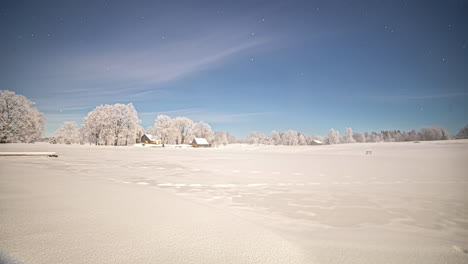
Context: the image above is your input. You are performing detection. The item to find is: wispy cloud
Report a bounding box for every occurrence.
[29,28,271,111]
[12,9,277,135]
[37,34,269,95]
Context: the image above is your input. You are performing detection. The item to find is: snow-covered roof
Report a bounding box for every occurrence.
[143,134,157,141]
[312,139,322,144]
[193,138,209,145]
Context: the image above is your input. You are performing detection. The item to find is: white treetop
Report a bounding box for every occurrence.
[270,131,281,145]
[247,131,265,144]
[281,130,299,145]
[344,127,356,143]
[298,133,307,145]
[194,121,214,143]
[54,121,80,144]
[174,117,195,144]
[226,132,236,144]
[82,105,108,145]
[107,103,140,146]
[153,114,176,146]
[213,131,228,146]
[328,128,340,144]
[457,125,468,139]
[82,103,140,145]
[0,90,45,143]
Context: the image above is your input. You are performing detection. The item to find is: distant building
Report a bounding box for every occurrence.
[191,138,210,148]
[141,134,161,144]
[310,139,323,145]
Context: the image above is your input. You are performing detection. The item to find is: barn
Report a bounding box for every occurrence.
[141,134,161,144]
[191,138,210,148]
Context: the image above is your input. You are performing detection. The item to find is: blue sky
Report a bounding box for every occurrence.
[1,0,467,137]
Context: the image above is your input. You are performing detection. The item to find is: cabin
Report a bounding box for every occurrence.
[141,134,162,144]
[310,139,323,145]
[191,138,210,148]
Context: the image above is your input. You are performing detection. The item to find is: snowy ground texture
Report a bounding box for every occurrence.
[1,141,468,264]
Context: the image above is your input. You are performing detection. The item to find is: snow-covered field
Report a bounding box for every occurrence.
[1,141,468,263]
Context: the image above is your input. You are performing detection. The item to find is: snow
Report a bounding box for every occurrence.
[1,140,468,264]
[193,137,209,145]
[142,133,157,141]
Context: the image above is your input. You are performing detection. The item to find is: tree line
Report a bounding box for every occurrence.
[1,90,468,145]
[52,108,236,147]
[242,126,457,146]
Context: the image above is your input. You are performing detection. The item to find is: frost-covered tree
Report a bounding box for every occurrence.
[391,130,404,142]
[456,125,468,139]
[213,131,228,146]
[226,132,237,144]
[134,125,145,143]
[82,103,140,145]
[328,128,340,144]
[78,126,87,145]
[0,90,45,143]
[106,104,140,145]
[344,128,356,143]
[381,130,393,142]
[420,126,450,141]
[82,105,109,145]
[407,129,421,141]
[174,117,195,144]
[352,132,365,143]
[298,133,307,145]
[367,132,383,142]
[247,131,265,144]
[54,121,80,144]
[270,131,281,145]
[152,114,176,147]
[194,121,214,143]
[281,130,299,145]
